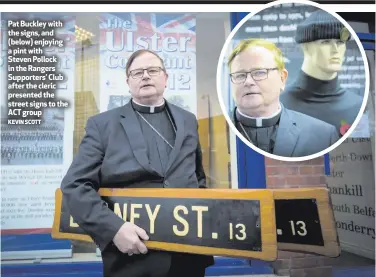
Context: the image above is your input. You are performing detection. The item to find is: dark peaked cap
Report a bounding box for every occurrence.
[295,9,351,44]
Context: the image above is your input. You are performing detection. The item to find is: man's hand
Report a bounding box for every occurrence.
[113,222,149,255]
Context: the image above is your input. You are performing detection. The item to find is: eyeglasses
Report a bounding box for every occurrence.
[129,67,164,79]
[230,68,278,84]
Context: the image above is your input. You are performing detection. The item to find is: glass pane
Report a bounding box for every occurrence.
[71,12,232,254]
[0,11,233,258]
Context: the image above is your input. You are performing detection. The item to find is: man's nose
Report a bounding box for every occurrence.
[244,73,256,85]
[142,69,151,80]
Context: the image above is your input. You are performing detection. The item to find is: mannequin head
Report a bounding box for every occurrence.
[295,9,351,80]
[301,39,346,80]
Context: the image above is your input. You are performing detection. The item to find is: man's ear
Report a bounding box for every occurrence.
[280,69,288,91]
[165,72,169,88]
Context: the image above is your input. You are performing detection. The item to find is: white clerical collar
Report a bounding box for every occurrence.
[132,99,165,113]
[238,104,282,127]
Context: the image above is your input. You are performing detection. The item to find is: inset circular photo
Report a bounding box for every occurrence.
[217,0,370,161]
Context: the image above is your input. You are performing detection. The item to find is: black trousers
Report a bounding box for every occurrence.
[101,245,211,277]
[166,254,206,277]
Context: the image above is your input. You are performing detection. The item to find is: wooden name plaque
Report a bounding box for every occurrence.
[52,188,340,261]
[273,188,340,257]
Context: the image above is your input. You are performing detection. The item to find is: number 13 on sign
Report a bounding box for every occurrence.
[229,223,246,240]
[289,220,307,236]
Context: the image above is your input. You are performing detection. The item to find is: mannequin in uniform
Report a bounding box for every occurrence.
[61,49,213,277]
[280,10,363,136]
[227,38,339,157]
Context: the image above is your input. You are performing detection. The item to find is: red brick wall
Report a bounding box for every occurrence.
[265,156,326,188]
[265,156,336,277]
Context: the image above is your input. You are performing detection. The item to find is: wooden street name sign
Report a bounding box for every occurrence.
[273,188,340,257]
[53,188,277,260]
[52,188,340,261]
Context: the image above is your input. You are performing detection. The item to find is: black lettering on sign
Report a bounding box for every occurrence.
[275,199,324,246]
[60,197,262,251]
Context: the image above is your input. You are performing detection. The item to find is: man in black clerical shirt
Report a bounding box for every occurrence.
[228,38,339,157]
[60,49,213,277]
[280,10,364,136]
